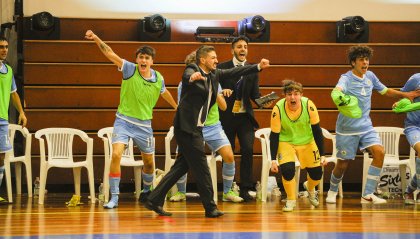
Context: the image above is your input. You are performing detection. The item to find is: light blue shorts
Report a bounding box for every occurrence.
[203,122,230,152]
[112,117,154,154]
[336,130,381,160]
[0,124,12,153]
[404,126,420,148]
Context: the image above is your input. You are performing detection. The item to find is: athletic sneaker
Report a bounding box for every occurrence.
[404,192,416,205]
[282,200,296,212]
[326,190,338,204]
[139,190,152,203]
[169,192,186,202]
[0,196,9,205]
[361,193,387,204]
[223,190,244,203]
[303,181,319,207]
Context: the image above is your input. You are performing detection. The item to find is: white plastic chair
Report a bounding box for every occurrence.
[164,126,220,202]
[35,128,95,205]
[98,127,144,202]
[4,124,32,203]
[362,126,416,196]
[320,128,343,198]
[255,128,300,202]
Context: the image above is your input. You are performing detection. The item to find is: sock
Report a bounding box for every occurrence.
[176,174,187,194]
[406,174,417,194]
[363,165,381,196]
[104,175,120,209]
[307,176,320,193]
[222,162,235,194]
[329,173,343,192]
[142,171,154,192]
[282,177,296,200]
[0,165,4,188]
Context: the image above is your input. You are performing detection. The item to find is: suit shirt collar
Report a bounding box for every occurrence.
[233,57,246,67]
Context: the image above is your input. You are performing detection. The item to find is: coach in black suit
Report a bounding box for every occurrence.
[217,36,263,201]
[145,45,270,217]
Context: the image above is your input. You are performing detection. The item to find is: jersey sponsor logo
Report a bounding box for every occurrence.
[272,112,277,118]
[310,106,315,111]
[340,150,347,156]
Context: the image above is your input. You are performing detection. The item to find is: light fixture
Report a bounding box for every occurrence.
[336,16,369,43]
[139,14,171,42]
[22,11,60,40]
[238,15,270,42]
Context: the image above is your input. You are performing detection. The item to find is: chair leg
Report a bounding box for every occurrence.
[25,161,33,197]
[295,166,301,198]
[338,182,344,198]
[87,165,95,204]
[208,156,218,203]
[260,160,270,202]
[4,160,13,203]
[400,165,408,198]
[15,162,22,195]
[134,167,142,200]
[38,164,48,205]
[319,166,324,196]
[73,167,82,196]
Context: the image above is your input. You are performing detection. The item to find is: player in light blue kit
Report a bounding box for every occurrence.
[85,30,177,209]
[0,37,27,204]
[392,73,420,204]
[169,51,243,203]
[326,45,420,204]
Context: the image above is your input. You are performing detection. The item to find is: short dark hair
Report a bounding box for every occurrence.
[195,45,215,64]
[347,45,373,67]
[0,36,8,42]
[231,36,249,49]
[135,45,156,59]
[282,79,303,94]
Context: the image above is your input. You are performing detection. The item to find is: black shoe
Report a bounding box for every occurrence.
[205,208,224,218]
[240,191,254,202]
[144,201,172,216]
[139,190,151,203]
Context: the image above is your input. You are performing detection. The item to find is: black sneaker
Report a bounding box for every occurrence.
[139,190,151,203]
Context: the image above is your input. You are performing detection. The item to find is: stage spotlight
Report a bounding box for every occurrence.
[139,14,171,42]
[336,16,369,43]
[238,15,270,42]
[22,11,60,40]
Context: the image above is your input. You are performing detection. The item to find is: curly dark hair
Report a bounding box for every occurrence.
[347,45,373,67]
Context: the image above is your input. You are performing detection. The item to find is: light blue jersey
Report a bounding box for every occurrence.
[400,73,420,128]
[335,70,387,134]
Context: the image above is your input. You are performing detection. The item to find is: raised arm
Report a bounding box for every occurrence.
[218,58,270,82]
[384,88,420,102]
[85,30,123,68]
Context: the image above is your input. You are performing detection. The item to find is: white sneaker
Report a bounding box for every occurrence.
[282,200,296,212]
[223,190,244,203]
[169,192,186,202]
[361,193,387,204]
[326,190,338,204]
[303,181,319,207]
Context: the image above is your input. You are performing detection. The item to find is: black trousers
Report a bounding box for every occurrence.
[147,128,217,211]
[222,113,255,190]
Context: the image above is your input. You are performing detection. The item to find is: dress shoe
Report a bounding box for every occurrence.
[240,191,254,202]
[205,208,224,218]
[144,200,172,216]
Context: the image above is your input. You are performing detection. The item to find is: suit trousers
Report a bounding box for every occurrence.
[223,113,255,190]
[147,128,217,211]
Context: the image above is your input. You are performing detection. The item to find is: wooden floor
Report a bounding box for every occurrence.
[1,192,420,238]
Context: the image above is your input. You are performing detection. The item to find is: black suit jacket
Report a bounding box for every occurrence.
[174,63,260,134]
[217,60,261,128]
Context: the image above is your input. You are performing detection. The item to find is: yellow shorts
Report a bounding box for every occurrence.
[276,140,320,169]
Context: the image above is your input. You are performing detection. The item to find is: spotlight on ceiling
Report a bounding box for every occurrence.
[336,16,369,43]
[238,15,270,42]
[23,11,60,40]
[139,14,171,42]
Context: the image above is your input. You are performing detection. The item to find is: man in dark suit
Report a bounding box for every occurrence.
[217,36,263,201]
[144,45,270,217]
